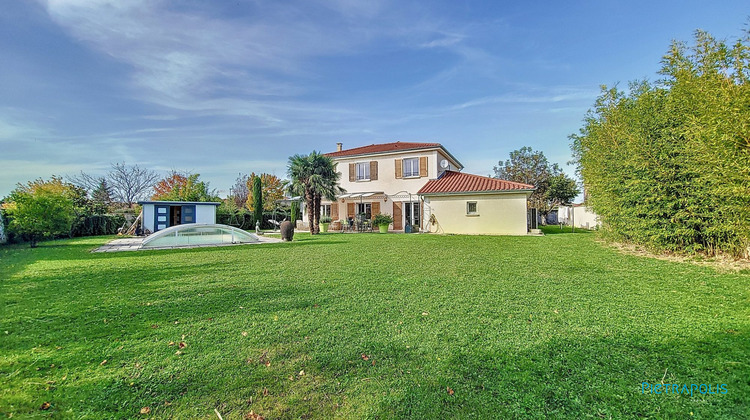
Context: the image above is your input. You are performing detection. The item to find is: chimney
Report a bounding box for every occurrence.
[336,142,343,152]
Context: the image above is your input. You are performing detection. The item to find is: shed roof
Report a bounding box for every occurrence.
[417,171,535,195]
[137,201,221,206]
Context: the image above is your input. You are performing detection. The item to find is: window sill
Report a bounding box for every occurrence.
[466,214,480,217]
[356,179,371,182]
[403,175,421,179]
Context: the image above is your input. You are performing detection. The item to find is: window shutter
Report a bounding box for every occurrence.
[393,202,402,230]
[349,163,355,182]
[370,161,378,180]
[371,202,380,219]
[331,202,339,220]
[419,157,428,177]
[395,159,403,179]
[347,203,355,218]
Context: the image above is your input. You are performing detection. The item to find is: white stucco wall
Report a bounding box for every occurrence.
[422,192,530,235]
[558,205,600,229]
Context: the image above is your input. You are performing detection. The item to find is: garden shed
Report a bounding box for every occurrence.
[138,201,221,233]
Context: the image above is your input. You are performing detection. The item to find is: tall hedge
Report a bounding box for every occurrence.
[71,214,127,237]
[571,30,750,257]
[252,175,263,228]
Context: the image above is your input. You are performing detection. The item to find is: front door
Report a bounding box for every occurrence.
[154,205,170,232]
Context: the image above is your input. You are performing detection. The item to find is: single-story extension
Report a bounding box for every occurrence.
[418,171,535,235]
[138,201,221,233]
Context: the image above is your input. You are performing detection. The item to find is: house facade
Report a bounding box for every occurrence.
[301,142,463,231]
[419,171,535,235]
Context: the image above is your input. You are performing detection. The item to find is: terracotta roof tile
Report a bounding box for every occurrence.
[417,171,535,195]
[325,141,443,158]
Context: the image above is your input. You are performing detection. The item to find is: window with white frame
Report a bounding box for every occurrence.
[320,204,331,218]
[467,201,478,215]
[356,162,370,181]
[356,203,371,219]
[402,158,419,177]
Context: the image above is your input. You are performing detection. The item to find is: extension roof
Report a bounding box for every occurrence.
[417,171,535,195]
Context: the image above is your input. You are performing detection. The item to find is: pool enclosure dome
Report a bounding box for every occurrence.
[141,224,260,248]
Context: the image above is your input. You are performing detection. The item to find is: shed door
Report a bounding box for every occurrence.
[154,205,170,232]
[182,205,196,224]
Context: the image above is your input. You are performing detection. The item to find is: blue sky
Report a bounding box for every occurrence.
[1,1,747,197]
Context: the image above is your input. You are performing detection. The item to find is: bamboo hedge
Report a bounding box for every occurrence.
[571,30,750,257]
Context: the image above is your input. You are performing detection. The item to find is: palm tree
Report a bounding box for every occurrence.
[287,152,344,235]
[309,152,344,234]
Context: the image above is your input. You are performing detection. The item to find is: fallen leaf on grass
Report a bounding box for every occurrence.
[245,411,265,420]
[151,324,159,329]
[242,331,248,337]
[40,402,51,410]
[100,360,107,366]
[168,341,175,346]
[299,370,305,376]
[372,360,376,366]
[178,342,187,349]
[140,406,150,414]
[262,388,269,396]
[447,387,454,396]
[422,312,429,316]
[361,354,369,361]
[175,350,183,355]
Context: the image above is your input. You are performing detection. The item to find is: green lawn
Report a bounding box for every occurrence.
[1,229,748,419]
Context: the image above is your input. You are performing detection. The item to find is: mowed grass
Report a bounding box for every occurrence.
[1,229,748,419]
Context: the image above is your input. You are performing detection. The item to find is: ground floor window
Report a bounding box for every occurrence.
[321,204,331,218]
[404,202,420,228]
[467,201,478,215]
[356,203,371,219]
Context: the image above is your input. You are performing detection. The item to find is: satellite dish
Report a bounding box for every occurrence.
[440,159,449,169]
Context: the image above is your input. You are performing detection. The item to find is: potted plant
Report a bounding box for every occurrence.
[319,216,332,233]
[373,213,393,233]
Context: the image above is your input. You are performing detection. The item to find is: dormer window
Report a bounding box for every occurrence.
[402,158,419,178]
[356,162,370,181]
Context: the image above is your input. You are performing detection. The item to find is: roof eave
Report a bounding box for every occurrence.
[418,188,536,196]
[328,145,464,169]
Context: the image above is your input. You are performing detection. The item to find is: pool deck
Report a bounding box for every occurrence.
[93,235,283,252]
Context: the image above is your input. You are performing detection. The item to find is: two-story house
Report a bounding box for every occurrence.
[300,141,535,234]
[301,141,462,231]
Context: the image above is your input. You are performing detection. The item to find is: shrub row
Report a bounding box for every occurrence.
[570,31,750,257]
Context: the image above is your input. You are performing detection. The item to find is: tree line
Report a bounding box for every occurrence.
[1,163,289,246]
[570,29,750,257]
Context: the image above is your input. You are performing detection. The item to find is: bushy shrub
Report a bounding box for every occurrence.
[571,30,750,257]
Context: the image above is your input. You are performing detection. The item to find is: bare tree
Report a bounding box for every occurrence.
[107,162,159,208]
[229,173,250,209]
[67,171,101,195]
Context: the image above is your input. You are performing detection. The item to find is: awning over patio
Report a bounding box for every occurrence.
[338,191,383,199]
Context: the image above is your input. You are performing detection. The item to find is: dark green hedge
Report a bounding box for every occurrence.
[71,214,127,237]
[570,31,750,257]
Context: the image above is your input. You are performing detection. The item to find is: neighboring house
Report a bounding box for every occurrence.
[557,204,601,229]
[138,201,220,233]
[302,141,534,235]
[419,171,535,235]
[302,141,463,231]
